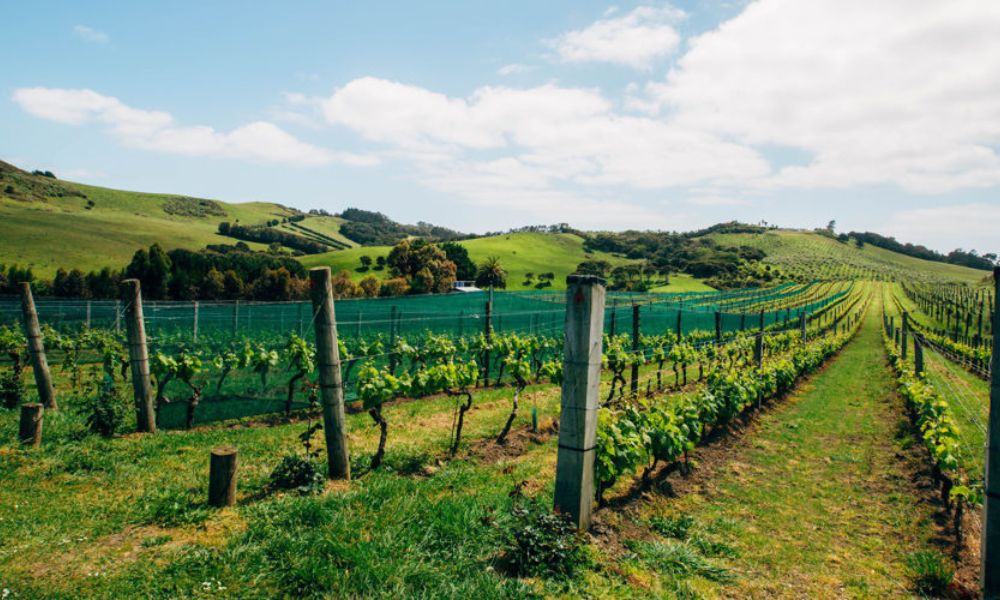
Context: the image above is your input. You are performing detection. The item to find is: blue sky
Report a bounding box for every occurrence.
[3,0,999,255]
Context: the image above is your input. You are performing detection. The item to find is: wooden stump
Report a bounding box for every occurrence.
[19,403,42,447]
[208,447,238,507]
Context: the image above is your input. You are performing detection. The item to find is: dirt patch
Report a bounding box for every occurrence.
[463,418,558,465]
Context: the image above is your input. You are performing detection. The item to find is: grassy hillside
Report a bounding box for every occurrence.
[300,232,653,291]
[0,162,296,276]
[707,230,987,285]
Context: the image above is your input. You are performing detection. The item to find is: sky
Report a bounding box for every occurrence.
[2,0,999,255]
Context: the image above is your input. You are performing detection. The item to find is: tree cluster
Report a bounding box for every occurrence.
[217,222,329,255]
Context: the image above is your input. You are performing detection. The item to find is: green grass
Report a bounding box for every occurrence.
[0,179,294,277]
[301,232,645,291]
[708,230,987,285]
[649,273,716,293]
[612,296,942,597]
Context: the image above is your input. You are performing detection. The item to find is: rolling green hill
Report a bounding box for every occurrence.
[706,229,987,285]
[298,232,661,291]
[1,161,987,291]
[0,161,296,276]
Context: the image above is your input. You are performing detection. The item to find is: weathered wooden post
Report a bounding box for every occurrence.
[208,447,238,507]
[115,299,122,333]
[675,308,683,340]
[754,333,764,368]
[609,300,617,338]
[121,279,156,433]
[901,312,909,362]
[232,300,240,336]
[388,305,398,374]
[630,304,640,398]
[799,311,807,343]
[714,311,722,345]
[483,299,493,384]
[19,283,56,410]
[914,337,924,377]
[310,267,351,480]
[18,403,42,447]
[554,275,606,531]
[85,301,92,329]
[192,301,199,343]
[982,266,1000,598]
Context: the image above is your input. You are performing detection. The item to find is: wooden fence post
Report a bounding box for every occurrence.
[675,308,683,340]
[800,311,807,342]
[115,299,121,333]
[754,333,764,369]
[981,266,1000,598]
[121,279,156,433]
[630,304,640,398]
[714,311,722,345]
[232,300,240,336]
[19,403,42,447]
[310,267,351,480]
[484,299,493,384]
[85,301,92,329]
[554,275,606,531]
[208,447,238,507]
[192,301,199,343]
[914,337,924,376]
[901,312,909,362]
[19,283,56,410]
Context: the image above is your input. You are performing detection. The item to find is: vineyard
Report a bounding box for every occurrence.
[0,268,996,597]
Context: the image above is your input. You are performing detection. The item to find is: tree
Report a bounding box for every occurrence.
[331,270,361,298]
[200,267,225,299]
[375,256,386,271]
[222,270,245,299]
[380,277,410,297]
[826,219,836,233]
[441,242,476,280]
[386,239,457,293]
[576,260,611,277]
[359,275,381,298]
[359,255,373,271]
[475,256,507,289]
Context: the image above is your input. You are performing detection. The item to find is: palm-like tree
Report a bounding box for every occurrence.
[475,256,507,289]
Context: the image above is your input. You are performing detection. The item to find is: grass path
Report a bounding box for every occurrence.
[622,296,943,597]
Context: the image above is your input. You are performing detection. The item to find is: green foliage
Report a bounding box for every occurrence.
[79,374,130,437]
[268,455,326,495]
[0,370,24,409]
[496,498,590,578]
[904,550,954,596]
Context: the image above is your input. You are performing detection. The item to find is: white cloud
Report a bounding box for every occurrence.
[73,25,109,44]
[685,194,749,207]
[643,0,1000,194]
[12,87,378,167]
[547,5,685,69]
[884,203,1000,255]
[497,63,532,76]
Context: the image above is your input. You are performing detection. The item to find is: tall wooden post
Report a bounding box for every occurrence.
[901,312,910,361]
[981,266,1000,598]
[914,337,924,377]
[310,267,351,480]
[483,299,493,384]
[675,308,683,340]
[232,300,240,336]
[714,311,722,345]
[388,305,398,374]
[609,301,617,338]
[554,275,606,531]
[754,333,764,368]
[192,301,199,343]
[85,301,92,329]
[115,299,121,333]
[121,280,156,433]
[630,304,640,398]
[759,310,765,333]
[20,283,56,410]
[208,447,238,507]
[799,311,807,343]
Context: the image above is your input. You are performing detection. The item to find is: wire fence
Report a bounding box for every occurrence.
[1,283,853,428]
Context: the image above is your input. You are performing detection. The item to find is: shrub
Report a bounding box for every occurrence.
[79,375,129,437]
[269,455,325,495]
[905,550,953,596]
[496,499,589,578]
[0,370,24,409]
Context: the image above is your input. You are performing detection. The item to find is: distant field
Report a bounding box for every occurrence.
[299,232,653,291]
[0,180,292,276]
[708,230,987,285]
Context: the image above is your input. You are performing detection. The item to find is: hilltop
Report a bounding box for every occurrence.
[0,161,989,292]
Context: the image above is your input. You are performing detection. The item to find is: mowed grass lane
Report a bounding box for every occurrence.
[626,297,941,597]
